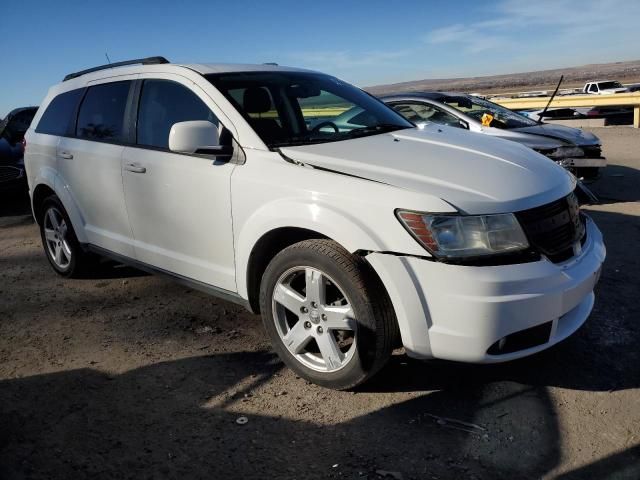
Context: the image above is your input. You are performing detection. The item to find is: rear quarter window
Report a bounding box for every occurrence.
[35,89,84,136]
[76,81,132,142]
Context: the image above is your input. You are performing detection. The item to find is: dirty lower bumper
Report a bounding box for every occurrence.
[559,157,607,168]
[367,215,606,363]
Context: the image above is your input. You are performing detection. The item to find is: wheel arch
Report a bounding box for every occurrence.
[235,201,387,313]
[32,183,56,225]
[244,227,330,313]
[30,174,87,243]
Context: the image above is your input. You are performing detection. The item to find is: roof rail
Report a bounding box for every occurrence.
[63,56,170,82]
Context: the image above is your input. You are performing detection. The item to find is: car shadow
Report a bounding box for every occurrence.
[590,165,640,204]
[0,351,561,480]
[0,192,32,229]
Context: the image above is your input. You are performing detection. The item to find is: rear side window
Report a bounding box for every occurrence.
[35,89,83,136]
[76,81,131,142]
[137,80,218,149]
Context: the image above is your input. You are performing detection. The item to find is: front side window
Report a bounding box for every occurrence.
[390,102,463,128]
[589,84,598,93]
[206,72,412,148]
[137,80,219,149]
[35,89,83,136]
[76,81,131,142]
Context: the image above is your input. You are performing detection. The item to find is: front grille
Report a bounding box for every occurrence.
[0,166,22,183]
[582,145,602,158]
[516,192,586,263]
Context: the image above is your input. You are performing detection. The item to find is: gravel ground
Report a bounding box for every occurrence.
[1,127,639,480]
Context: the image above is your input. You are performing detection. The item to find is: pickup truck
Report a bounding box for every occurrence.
[583,81,628,94]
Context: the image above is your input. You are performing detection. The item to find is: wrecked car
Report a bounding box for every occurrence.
[381,92,606,180]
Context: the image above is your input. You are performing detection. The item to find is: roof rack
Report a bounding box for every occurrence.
[63,56,170,82]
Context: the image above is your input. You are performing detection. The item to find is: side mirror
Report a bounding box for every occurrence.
[169,120,222,155]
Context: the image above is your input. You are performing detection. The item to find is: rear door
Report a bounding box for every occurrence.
[121,75,237,291]
[57,78,136,257]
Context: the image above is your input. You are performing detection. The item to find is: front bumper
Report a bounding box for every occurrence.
[0,165,28,193]
[558,157,607,168]
[367,215,605,362]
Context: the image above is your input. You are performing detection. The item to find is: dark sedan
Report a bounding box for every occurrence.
[0,106,38,194]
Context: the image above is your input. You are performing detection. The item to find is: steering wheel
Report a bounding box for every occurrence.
[311,121,339,133]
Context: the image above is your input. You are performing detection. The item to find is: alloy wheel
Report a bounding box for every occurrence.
[272,266,357,373]
[43,206,72,269]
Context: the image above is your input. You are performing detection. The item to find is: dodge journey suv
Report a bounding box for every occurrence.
[25,57,605,389]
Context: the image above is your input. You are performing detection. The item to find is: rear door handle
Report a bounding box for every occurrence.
[58,151,73,160]
[124,163,146,174]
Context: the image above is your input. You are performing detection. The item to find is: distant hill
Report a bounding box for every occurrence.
[366,59,640,96]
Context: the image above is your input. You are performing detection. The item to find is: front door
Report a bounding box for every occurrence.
[122,77,236,291]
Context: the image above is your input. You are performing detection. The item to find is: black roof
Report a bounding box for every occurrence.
[63,56,169,81]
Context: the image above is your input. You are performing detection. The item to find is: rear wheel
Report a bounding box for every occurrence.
[259,239,396,390]
[38,195,94,277]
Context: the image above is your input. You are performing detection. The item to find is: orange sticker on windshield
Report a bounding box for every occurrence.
[481,113,494,127]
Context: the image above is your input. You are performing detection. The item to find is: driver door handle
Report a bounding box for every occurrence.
[124,163,146,174]
[58,151,73,160]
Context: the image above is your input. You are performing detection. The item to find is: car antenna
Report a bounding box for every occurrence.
[105,52,112,66]
[538,75,563,124]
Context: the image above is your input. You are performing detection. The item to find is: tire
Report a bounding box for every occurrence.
[259,239,397,390]
[38,195,94,278]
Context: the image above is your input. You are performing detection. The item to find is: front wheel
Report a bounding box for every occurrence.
[259,239,397,390]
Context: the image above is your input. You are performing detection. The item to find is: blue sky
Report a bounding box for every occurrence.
[2,0,638,117]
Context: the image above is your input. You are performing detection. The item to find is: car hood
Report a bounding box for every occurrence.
[280,126,575,215]
[510,123,600,147]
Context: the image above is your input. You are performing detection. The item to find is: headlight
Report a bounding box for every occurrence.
[396,211,529,259]
[544,146,584,159]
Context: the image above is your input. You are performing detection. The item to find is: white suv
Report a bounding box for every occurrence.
[25,57,605,389]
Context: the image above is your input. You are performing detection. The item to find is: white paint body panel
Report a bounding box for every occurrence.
[24,62,606,364]
[368,216,605,360]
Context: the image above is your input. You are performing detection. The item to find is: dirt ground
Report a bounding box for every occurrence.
[1,128,639,480]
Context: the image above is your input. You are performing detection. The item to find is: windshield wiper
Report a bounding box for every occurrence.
[269,137,336,148]
[345,123,410,138]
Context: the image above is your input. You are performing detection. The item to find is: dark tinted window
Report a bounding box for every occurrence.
[76,81,131,142]
[35,89,83,136]
[137,80,218,149]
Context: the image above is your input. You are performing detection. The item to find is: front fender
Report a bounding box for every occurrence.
[234,198,385,299]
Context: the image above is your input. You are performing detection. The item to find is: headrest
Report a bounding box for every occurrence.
[243,87,272,114]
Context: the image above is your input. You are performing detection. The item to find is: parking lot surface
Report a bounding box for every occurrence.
[1,127,639,479]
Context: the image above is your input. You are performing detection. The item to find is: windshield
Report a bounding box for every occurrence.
[599,81,623,89]
[441,95,538,129]
[206,72,413,148]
